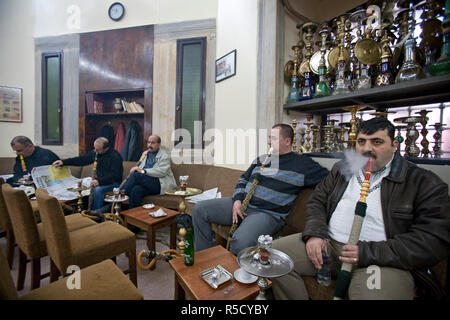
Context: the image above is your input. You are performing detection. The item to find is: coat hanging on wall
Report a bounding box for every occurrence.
[114,122,126,153]
[121,120,142,161]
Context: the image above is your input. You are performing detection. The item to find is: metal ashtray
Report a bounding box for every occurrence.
[200,265,233,289]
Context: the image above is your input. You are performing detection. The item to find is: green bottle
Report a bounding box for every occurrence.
[184,227,194,266]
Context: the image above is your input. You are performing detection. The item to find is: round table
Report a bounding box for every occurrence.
[165,187,202,215]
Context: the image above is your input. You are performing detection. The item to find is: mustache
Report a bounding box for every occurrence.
[362,152,377,159]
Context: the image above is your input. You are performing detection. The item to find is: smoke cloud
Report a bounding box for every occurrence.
[339,150,369,181]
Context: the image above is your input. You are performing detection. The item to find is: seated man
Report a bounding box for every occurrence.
[192,124,329,255]
[122,135,176,208]
[53,137,123,211]
[7,136,59,185]
[271,117,450,300]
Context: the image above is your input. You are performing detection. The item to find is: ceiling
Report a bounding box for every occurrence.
[282,0,367,23]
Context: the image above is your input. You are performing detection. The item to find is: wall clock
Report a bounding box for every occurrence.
[108,2,125,21]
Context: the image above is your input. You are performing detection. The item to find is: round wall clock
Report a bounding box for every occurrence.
[108,2,125,21]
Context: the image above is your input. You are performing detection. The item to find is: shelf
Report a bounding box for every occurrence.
[86,112,144,117]
[284,74,450,114]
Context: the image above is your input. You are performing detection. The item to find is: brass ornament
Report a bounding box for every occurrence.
[328,46,350,70]
[310,49,331,74]
[354,38,382,65]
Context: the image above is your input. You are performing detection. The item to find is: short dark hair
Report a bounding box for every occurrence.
[272,124,294,144]
[11,136,33,147]
[357,117,395,142]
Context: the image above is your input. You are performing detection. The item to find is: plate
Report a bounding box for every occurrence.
[143,203,155,209]
[234,268,257,284]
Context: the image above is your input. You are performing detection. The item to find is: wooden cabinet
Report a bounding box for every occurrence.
[78,25,154,155]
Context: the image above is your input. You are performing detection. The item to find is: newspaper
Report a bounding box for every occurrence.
[186,187,222,204]
[31,165,91,201]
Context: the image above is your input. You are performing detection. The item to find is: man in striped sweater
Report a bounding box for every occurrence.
[192,124,329,255]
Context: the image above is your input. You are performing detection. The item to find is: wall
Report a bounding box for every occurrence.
[0,0,218,157]
[213,0,259,170]
[0,0,35,157]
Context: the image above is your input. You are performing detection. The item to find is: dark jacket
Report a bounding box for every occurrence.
[303,153,450,272]
[7,146,60,184]
[62,148,123,186]
[121,120,141,161]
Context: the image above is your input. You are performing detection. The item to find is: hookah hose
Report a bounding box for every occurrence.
[333,157,373,300]
[20,155,27,172]
[87,153,98,211]
[118,149,150,191]
[137,249,182,270]
[226,148,273,251]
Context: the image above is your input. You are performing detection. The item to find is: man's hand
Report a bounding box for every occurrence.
[306,237,325,270]
[90,179,99,187]
[53,160,63,167]
[130,166,141,174]
[339,244,359,266]
[232,200,246,224]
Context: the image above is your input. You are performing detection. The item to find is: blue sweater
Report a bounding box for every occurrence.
[232,152,329,220]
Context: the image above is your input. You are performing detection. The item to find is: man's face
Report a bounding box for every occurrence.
[147,136,160,152]
[268,128,291,155]
[356,129,398,172]
[94,142,107,154]
[12,143,34,158]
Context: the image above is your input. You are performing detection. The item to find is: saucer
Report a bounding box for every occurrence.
[233,268,257,284]
[143,203,155,209]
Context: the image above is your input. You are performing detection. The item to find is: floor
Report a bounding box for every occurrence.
[0,228,176,300]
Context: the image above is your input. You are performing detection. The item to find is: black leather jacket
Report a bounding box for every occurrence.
[303,153,450,271]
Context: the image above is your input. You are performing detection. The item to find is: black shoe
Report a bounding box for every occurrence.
[98,203,112,214]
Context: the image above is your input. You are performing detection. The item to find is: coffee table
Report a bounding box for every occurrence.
[169,245,270,300]
[121,205,179,252]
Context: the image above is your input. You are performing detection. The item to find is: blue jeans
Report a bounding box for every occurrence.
[122,172,161,208]
[91,183,120,210]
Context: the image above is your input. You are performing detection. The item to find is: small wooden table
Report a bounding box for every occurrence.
[121,205,179,251]
[169,245,269,300]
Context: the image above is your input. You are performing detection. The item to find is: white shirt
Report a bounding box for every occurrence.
[328,159,393,244]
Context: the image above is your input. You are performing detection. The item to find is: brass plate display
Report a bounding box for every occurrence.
[299,59,311,75]
[284,60,294,84]
[328,46,350,70]
[355,38,382,65]
[310,49,331,74]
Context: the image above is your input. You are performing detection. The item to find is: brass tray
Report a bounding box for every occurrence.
[200,265,233,289]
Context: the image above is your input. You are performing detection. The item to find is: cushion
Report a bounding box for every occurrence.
[21,259,142,300]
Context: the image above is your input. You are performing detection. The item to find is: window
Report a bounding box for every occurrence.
[42,52,63,145]
[328,102,450,158]
[175,37,206,147]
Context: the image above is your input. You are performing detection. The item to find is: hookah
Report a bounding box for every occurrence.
[287,27,305,102]
[299,23,318,100]
[429,0,450,76]
[395,0,426,83]
[314,23,332,98]
[333,14,352,95]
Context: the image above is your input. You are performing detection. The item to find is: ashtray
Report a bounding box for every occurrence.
[143,203,155,209]
[200,265,233,289]
[234,268,257,284]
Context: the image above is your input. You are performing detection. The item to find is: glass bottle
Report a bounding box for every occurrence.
[317,239,331,286]
[184,227,194,266]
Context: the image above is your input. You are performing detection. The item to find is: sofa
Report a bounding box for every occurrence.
[1,157,447,299]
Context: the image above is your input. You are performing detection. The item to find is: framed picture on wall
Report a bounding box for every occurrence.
[215,49,236,83]
[0,86,22,122]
